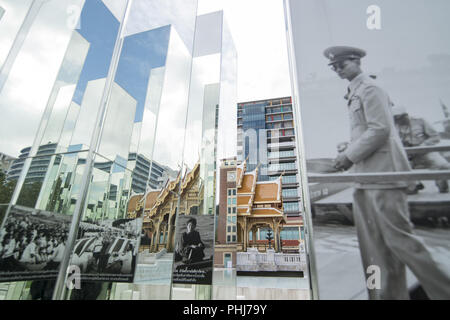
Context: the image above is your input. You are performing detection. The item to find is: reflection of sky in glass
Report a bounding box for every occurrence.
[0,0,33,68]
[112,155,127,173]
[104,0,197,52]
[115,26,170,122]
[72,0,119,105]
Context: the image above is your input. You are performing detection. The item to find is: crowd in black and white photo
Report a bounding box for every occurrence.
[0,211,68,273]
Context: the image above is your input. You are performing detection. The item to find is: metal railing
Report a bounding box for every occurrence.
[308,145,450,183]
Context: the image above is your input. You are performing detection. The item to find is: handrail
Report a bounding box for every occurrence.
[405,144,450,154]
[308,170,450,183]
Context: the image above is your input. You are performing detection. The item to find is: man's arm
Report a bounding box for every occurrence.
[345,85,391,164]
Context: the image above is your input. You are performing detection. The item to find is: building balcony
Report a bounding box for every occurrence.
[268,170,297,177]
[282,196,300,202]
[268,156,297,163]
[282,181,299,188]
[267,141,296,150]
[266,135,295,143]
[265,116,293,123]
[9,162,24,170]
[268,162,297,170]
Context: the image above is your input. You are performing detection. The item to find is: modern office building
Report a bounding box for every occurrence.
[7,143,57,183]
[128,152,177,194]
[237,97,303,238]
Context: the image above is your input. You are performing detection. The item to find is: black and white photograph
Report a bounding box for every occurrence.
[0,205,70,282]
[70,217,142,283]
[286,0,450,299]
[172,215,214,285]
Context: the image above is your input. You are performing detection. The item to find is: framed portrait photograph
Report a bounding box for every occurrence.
[285,0,450,300]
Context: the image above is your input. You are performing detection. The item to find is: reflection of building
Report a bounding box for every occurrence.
[235,159,305,274]
[128,153,177,194]
[236,159,286,253]
[237,97,304,247]
[214,157,238,268]
[7,143,57,183]
[127,162,203,253]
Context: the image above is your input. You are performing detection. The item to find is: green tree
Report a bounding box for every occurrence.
[46,175,63,212]
[16,181,43,208]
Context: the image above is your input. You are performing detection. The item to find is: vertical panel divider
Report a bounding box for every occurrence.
[282,0,319,300]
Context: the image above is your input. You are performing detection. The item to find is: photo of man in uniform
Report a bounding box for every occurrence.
[325,45,450,299]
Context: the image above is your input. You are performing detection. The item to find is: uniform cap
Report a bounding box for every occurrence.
[324,46,366,65]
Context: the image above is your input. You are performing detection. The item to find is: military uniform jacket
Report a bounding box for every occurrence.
[343,73,411,189]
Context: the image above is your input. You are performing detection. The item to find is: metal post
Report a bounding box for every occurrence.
[52,0,132,300]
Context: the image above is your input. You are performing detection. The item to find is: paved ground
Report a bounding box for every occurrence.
[313,223,450,299]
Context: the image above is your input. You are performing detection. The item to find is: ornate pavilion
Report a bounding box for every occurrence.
[127,162,203,253]
[236,160,287,252]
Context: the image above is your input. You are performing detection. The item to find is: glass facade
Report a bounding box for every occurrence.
[0,0,205,300]
[235,96,309,300]
[0,0,315,302]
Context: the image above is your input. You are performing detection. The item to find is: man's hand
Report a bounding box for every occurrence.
[334,153,353,171]
[336,141,349,153]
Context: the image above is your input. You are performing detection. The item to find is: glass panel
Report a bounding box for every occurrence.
[0,0,85,159]
[170,11,223,299]
[117,0,198,301]
[68,152,140,286]
[286,0,450,300]
[0,0,129,299]
[0,0,33,69]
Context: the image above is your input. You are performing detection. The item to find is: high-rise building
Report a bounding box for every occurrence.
[237,97,303,238]
[127,152,177,194]
[7,143,57,183]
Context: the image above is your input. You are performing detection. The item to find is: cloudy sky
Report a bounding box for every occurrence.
[0,0,291,159]
[197,0,291,102]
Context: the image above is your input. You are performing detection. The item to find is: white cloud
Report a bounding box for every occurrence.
[150,27,192,170]
[0,0,84,157]
[198,0,292,102]
[103,0,197,51]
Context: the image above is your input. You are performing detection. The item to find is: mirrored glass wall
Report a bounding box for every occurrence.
[0,0,201,300]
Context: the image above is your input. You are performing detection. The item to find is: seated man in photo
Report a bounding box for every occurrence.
[392,105,450,193]
[176,217,205,264]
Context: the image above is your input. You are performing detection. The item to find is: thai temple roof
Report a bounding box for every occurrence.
[237,159,284,217]
[127,161,201,215]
